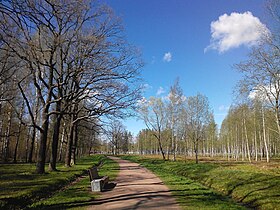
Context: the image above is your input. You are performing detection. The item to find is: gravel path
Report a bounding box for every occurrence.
[87,156,181,210]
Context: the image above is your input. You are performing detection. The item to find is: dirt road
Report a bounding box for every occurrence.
[88,156,181,210]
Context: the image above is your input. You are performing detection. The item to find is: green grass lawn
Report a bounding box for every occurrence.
[120,155,280,210]
[0,155,119,210]
[28,156,119,210]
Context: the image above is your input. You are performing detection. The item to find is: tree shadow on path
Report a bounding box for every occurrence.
[31,190,177,210]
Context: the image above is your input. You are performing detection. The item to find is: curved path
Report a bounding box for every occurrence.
[88,156,181,210]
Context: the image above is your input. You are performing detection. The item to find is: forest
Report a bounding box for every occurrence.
[0,0,142,173]
[0,0,280,174]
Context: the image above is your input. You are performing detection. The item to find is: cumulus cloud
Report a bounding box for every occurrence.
[205,11,270,53]
[156,87,165,96]
[163,52,172,62]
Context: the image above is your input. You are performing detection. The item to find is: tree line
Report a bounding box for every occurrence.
[1,0,280,169]
[0,0,142,173]
[134,82,279,163]
[134,1,280,163]
[137,79,215,163]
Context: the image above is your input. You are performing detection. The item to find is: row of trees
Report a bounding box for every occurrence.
[0,0,142,173]
[137,80,215,163]
[224,1,280,162]
[220,102,278,163]
[135,88,279,163]
[104,120,134,155]
[134,1,280,163]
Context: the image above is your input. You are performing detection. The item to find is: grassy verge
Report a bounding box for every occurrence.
[0,155,118,210]
[120,155,280,210]
[28,156,119,210]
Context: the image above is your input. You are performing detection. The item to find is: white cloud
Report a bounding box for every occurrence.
[165,92,186,104]
[141,83,152,92]
[205,11,270,53]
[218,105,230,111]
[137,97,148,106]
[163,52,172,62]
[248,85,278,101]
[156,86,165,95]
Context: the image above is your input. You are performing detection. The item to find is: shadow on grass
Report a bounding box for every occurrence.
[219,173,280,209]
[29,190,179,210]
[120,156,279,209]
[103,182,117,192]
[33,188,246,210]
[0,155,115,210]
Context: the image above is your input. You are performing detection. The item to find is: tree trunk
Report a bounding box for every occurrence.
[195,140,199,164]
[28,92,40,163]
[167,145,170,160]
[154,132,165,160]
[71,123,78,165]
[262,106,269,163]
[194,134,199,164]
[25,128,31,162]
[243,118,251,163]
[254,112,258,161]
[174,135,178,160]
[184,138,187,163]
[35,72,53,174]
[49,110,62,171]
[13,103,24,163]
[58,122,66,162]
[65,121,74,167]
[35,67,53,173]
[28,127,36,163]
[3,109,12,162]
[36,109,50,174]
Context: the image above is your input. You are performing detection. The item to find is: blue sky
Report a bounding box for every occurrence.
[104,0,268,135]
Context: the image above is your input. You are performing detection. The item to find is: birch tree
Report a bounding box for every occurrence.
[235,1,280,146]
[167,78,185,161]
[186,93,212,164]
[138,97,167,160]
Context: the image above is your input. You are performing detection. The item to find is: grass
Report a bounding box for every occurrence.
[120,155,280,210]
[28,156,119,209]
[0,155,119,210]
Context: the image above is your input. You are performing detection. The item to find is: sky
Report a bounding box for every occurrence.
[103,0,269,136]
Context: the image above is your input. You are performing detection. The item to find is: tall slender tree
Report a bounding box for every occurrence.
[186,93,212,164]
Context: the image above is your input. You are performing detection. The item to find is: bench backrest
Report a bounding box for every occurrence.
[88,166,100,181]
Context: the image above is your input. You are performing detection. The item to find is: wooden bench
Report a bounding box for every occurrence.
[88,166,109,192]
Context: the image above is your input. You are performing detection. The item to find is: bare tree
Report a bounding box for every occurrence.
[0,0,142,172]
[167,78,184,161]
[105,120,125,155]
[186,93,212,164]
[138,97,166,160]
[235,1,280,147]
